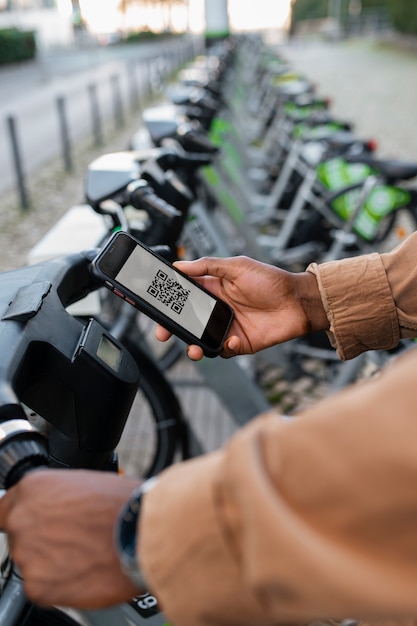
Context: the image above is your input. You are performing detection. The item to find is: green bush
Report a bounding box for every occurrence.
[290,0,417,35]
[387,0,417,34]
[123,30,181,44]
[291,0,329,22]
[0,27,37,65]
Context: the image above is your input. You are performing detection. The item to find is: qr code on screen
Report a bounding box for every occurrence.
[147,269,191,315]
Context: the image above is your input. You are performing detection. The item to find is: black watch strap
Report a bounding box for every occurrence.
[115,477,158,589]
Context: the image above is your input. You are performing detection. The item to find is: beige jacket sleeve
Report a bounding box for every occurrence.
[306,233,417,359]
[139,234,417,626]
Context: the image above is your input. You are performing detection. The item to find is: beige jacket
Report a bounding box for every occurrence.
[140,233,417,626]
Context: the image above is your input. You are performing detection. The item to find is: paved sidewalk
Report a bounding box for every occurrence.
[0,40,174,108]
[280,37,417,161]
[0,37,198,197]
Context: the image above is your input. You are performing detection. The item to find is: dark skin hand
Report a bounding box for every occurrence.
[0,469,142,609]
[155,256,329,360]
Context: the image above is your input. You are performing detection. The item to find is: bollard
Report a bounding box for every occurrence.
[56,95,73,172]
[127,61,140,112]
[6,115,30,210]
[88,82,103,147]
[144,60,151,97]
[110,74,124,129]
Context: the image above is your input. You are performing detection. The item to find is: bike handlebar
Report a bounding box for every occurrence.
[85,145,212,213]
[155,139,217,165]
[127,179,182,221]
[0,419,49,489]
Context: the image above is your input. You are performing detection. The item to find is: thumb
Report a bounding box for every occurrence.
[221,335,241,358]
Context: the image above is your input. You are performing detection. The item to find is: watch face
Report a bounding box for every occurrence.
[118,489,143,566]
[121,515,138,561]
[117,479,159,589]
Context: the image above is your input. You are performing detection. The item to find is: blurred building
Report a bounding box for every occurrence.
[0,0,74,47]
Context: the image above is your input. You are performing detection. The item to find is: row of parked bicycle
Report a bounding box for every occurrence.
[122,33,417,386]
[0,32,416,626]
[21,32,417,477]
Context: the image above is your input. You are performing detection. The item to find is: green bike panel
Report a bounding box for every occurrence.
[316,157,375,189]
[200,165,244,224]
[292,122,347,140]
[332,185,411,241]
[284,101,328,120]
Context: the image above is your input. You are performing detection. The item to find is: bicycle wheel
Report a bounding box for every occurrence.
[116,340,189,479]
[330,341,414,393]
[134,313,185,372]
[371,205,417,249]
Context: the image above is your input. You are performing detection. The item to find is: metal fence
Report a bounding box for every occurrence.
[2,36,202,209]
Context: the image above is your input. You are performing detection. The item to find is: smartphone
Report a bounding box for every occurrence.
[90,231,234,357]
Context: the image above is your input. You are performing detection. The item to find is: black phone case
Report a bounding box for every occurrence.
[90,233,234,358]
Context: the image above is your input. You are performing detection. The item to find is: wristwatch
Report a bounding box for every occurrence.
[115,476,158,590]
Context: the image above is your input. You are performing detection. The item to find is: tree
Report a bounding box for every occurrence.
[387,0,417,34]
[290,0,328,22]
[290,0,417,34]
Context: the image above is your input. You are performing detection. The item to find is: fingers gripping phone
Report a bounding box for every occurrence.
[90,232,234,357]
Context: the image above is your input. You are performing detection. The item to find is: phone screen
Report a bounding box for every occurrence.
[116,245,217,340]
[91,232,233,356]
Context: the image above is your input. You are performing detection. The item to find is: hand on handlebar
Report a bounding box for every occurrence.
[0,469,143,609]
[155,256,329,361]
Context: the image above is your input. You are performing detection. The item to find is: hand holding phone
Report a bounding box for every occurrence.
[90,232,234,358]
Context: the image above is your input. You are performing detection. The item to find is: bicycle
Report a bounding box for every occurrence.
[81,146,273,428]
[27,162,194,480]
[0,250,171,626]
[130,64,417,391]
[138,76,417,264]
[28,143,272,472]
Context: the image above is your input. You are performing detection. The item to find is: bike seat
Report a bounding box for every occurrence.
[288,110,335,125]
[346,154,417,182]
[143,105,183,145]
[323,131,362,149]
[276,79,314,99]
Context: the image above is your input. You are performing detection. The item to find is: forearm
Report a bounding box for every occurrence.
[292,270,329,335]
[140,346,417,625]
[139,452,267,626]
[380,236,417,340]
[307,252,398,359]
[306,233,417,360]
